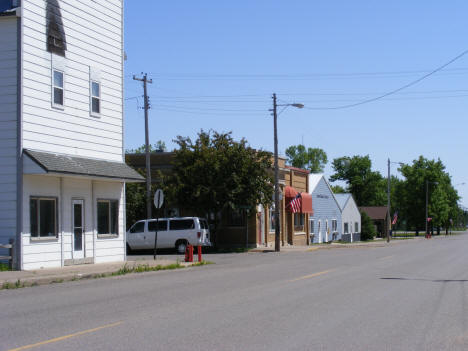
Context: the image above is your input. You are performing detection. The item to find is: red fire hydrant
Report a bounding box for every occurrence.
[185,244,193,262]
[198,245,202,262]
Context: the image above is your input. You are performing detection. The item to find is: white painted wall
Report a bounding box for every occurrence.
[21,0,123,161]
[0,15,18,252]
[342,196,361,235]
[22,175,125,270]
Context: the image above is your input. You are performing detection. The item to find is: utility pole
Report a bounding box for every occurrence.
[425,179,428,238]
[272,93,280,252]
[133,73,153,219]
[387,158,391,243]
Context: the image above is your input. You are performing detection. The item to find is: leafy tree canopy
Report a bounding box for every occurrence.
[166,130,274,235]
[330,155,386,206]
[330,185,346,194]
[127,140,167,154]
[285,145,327,173]
[398,156,459,231]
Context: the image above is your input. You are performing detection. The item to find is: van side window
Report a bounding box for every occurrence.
[130,221,145,233]
[148,220,168,231]
[170,219,195,230]
[200,220,208,229]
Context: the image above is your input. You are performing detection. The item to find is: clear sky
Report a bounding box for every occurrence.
[123,1,468,206]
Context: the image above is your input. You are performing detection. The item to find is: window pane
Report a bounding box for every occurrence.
[54,88,63,105]
[148,220,167,231]
[30,199,38,237]
[97,201,109,234]
[54,71,63,87]
[74,204,82,228]
[92,97,100,113]
[130,221,145,233]
[169,219,195,230]
[110,200,119,234]
[39,199,55,237]
[92,82,100,97]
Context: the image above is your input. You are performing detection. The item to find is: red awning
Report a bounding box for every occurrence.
[301,193,313,215]
[284,186,298,199]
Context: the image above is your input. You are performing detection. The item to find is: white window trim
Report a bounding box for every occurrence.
[30,196,59,240]
[52,69,65,110]
[90,80,101,117]
[310,219,315,234]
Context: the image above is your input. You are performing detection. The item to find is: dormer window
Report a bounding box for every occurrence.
[53,70,64,107]
[91,81,101,115]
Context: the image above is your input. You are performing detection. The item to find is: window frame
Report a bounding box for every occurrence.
[269,208,276,233]
[294,213,305,232]
[355,222,359,233]
[97,199,119,237]
[309,219,315,234]
[344,222,349,234]
[332,219,338,233]
[52,69,64,109]
[30,196,58,239]
[90,80,101,116]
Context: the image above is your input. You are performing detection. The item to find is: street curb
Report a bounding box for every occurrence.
[0,261,198,290]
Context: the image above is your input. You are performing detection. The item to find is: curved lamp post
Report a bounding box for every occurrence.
[270,94,304,252]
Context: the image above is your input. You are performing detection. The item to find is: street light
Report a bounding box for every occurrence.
[387,159,405,242]
[271,93,304,252]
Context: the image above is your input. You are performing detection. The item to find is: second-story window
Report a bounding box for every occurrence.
[91,81,101,115]
[53,70,64,107]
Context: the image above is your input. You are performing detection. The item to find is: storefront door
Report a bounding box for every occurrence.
[72,199,85,259]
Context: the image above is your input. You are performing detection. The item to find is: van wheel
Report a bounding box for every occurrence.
[175,240,188,254]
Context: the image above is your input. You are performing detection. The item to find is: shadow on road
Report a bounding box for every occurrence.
[381,277,468,283]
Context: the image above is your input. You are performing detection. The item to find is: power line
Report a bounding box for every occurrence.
[301,49,468,110]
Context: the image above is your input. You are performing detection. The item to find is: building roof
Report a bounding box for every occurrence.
[285,165,310,174]
[335,193,351,210]
[25,149,145,182]
[308,173,323,192]
[359,206,388,220]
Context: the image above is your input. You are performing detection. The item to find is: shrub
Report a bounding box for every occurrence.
[360,211,376,241]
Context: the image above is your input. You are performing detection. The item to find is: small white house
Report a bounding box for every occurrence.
[308,174,342,243]
[335,194,361,242]
[0,1,143,270]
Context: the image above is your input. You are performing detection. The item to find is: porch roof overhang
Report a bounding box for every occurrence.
[23,149,145,182]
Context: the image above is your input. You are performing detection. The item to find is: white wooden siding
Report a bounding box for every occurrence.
[22,175,125,270]
[22,0,123,162]
[0,16,18,250]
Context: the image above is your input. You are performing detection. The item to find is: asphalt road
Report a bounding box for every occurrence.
[2,234,468,351]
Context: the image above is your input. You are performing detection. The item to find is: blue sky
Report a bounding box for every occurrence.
[123,1,468,206]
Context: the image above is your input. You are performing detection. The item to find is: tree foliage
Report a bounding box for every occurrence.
[330,185,346,194]
[126,140,167,154]
[166,130,274,243]
[360,211,376,241]
[285,145,327,173]
[330,155,386,206]
[398,156,459,232]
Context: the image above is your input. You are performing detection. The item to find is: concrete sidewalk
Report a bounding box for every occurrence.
[0,257,191,288]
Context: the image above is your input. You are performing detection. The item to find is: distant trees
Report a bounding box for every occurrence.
[126,140,167,154]
[285,145,327,173]
[398,156,459,233]
[360,211,376,241]
[330,185,346,194]
[330,155,386,207]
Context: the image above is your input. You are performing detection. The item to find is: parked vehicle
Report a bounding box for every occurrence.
[126,217,211,254]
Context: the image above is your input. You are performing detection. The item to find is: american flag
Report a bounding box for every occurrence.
[288,193,302,213]
[392,211,398,225]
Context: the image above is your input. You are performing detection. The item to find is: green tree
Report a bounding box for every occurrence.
[126,140,167,154]
[330,185,346,194]
[330,155,386,206]
[360,211,376,241]
[398,156,459,233]
[285,145,327,173]
[167,130,274,245]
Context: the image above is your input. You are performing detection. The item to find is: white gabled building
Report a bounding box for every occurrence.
[0,0,143,270]
[335,194,361,242]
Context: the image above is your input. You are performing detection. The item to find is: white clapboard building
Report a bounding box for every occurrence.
[0,0,143,270]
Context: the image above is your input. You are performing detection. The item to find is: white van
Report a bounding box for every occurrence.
[126,217,211,254]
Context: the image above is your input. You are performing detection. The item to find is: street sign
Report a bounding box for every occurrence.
[153,189,164,209]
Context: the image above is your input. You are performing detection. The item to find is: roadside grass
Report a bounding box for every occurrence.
[0,260,215,290]
[0,263,10,271]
